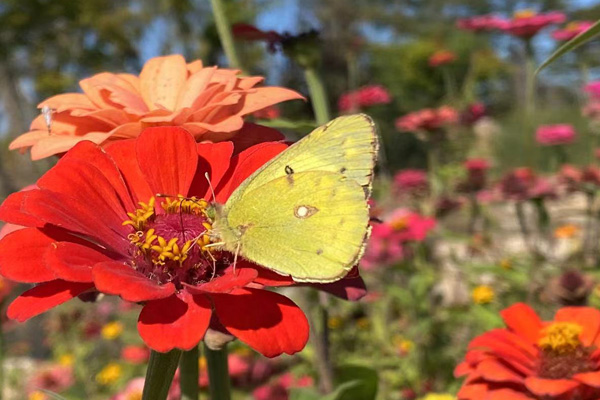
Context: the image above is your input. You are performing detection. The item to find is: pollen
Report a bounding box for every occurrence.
[389,216,408,231]
[538,322,583,354]
[123,197,156,230]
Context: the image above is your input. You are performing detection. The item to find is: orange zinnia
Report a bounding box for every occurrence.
[455,303,600,399]
[11,54,303,159]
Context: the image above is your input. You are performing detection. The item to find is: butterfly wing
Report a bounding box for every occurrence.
[230,114,378,200]
[221,171,370,282]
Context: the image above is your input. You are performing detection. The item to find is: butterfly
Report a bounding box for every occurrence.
[211,114,378,283]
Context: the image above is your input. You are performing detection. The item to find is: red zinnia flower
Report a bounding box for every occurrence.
[338,85,392,112]
[500,10,566,39]
[0,126,365,356]
[456,14,508,32]
[536,124,576,146]
[428,50,457,67]
[456,303,600,399]
[552,21,594,41]
[395,106,458,132]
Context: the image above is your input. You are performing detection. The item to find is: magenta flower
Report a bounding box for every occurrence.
[536,124,576,146]
[395,106,458,132]
[553,21,594,41]
[500,10,566,39]
[456,14,508,32]
[585,81,600,100]
[499,168,557,201]
[338,85,391,112]
[461,102,486,125]
[394,169,429,195]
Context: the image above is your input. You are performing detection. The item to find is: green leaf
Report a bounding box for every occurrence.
[333,364,378,400]
[536,19,600,75]
[255,118,317,133]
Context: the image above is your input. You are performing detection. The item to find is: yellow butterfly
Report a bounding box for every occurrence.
[212,114,378,283]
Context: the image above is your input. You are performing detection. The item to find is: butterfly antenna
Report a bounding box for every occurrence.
[232,241,241,276]
[205,172,216,201]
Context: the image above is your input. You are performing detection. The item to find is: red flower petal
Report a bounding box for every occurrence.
[58,141,135,211]
[36,158,131,238]
[485,388,536,400]
[136,127,198,197]
[457,383,489,400]
[138,291,212,352]
[0,228,57,283]
[252,268,295,287]
[0,189,43,228]
[93,261,176,302]
[500,303,543,343]
[468,330,536,373]
[189,141,233,200]
[229,123,284,154]
[45,242,111,282]
[212,288,309,357]
[105,139,154,204]
[476,359,524,384]
[21,189,130,254]
[186,266,258,294]
[574,370,600,388]
[7,280,94,322]
[554,307,600,346]
[524,377,579,396]
[215,142,287,203]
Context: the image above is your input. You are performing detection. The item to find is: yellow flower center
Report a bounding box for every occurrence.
[28,392,47,400]
[198,356,207,370]
[471,285,494,304]
[538,322,583,354]
[514,9,536,19]
[389,216,408,231]
[499,258,512,270]
[328,316,342,330]
[420,394,456,400]
[566,22,582,31]
[96,363,122,385]
[101,321,124,340]
[127,392,142,400]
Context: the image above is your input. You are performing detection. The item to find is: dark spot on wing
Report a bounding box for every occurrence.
[294,205,319,219]
[285,165,294,175]
[340,167,347,173]
[316,248,323,255]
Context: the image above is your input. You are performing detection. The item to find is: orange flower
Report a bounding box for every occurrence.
[455,303,600,399]
[554,224,579,239]
[11,54,303,159]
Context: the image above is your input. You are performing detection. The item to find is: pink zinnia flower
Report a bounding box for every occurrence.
[553,21,594,41]
[27,365,74,395]
[338,85,391,112]
[428,50,457,67]
[456,14,508,32]
[395,106,458,132]
[121,345,150,364]
[394,169,429,195]
[501,10,566,38]
[461,102,486,125]
[458,158,491,193]
[536,124,576,146]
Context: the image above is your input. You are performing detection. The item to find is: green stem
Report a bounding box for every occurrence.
[204,343,231,400]
[304,67,331,125]
[524,39,536,118]
[180,346,199,400]
[209,0,242,70]
[142,350,182,400]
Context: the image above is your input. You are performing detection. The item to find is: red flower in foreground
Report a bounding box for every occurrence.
[0,126,365,356]
[10,54,303,160]
[456,303,600,399]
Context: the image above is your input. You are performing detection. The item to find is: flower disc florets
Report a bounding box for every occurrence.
[123,195,228,289]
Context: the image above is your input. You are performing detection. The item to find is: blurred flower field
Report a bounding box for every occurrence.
[2,1,600,400]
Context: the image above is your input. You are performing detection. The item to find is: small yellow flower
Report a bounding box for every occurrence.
[198,356,207,370]
[471,285,494,304]
[554,224,579,239]
[28,392,47,400]
[328,316,342,330]
[233,346,252,357]
[419,394,456,400]
[499,258,512,270]
[392,335,414,355]
[514,9,536,19]
[127,392,143,400]
[101,321,124,340]
[96,362,122,385]
[356,317,370,330]
[58,353,74,366]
